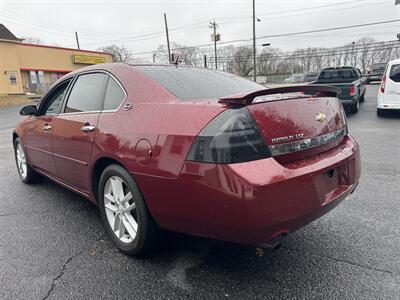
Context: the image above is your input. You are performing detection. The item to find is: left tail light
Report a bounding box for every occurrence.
[187,107,271,164]
[380,76,386,93]
[349,85,357,96]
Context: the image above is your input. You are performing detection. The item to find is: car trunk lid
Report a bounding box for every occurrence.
[219,85,346,163]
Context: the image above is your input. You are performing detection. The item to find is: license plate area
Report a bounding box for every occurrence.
[318,162,350,204]
[323,167,340,193]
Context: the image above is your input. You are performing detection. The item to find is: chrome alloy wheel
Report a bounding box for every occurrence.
[104,176,138,243]
[16,143,27,179]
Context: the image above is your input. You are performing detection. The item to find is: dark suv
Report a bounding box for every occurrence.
[366,63,387,83]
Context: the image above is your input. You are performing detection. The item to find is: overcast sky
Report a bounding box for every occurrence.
[0,0,399,60]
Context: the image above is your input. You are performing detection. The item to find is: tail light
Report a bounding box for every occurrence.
[381,76,386,93]
[349,85,357,96]
[187,107,271,164]
[339,101,348,135]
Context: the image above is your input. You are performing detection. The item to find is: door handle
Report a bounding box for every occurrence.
[81,125,96,133]
[43,124,52,131]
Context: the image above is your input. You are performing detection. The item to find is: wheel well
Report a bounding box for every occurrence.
[12,133,18,143]
[92,157,122,203]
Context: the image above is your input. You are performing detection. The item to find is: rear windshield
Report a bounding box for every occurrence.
[317,69,358,83]
[389,64,400,83]
[135,65,264,101]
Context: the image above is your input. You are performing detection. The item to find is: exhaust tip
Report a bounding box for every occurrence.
[257,241,282,251]
[256,232,287,251]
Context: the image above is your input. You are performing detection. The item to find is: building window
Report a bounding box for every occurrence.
[30,71,38,84]
[9,72,17,85]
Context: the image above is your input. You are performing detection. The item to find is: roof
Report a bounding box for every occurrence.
[18,43,114,56]
[323,66,356,70]
[0,24,22,42]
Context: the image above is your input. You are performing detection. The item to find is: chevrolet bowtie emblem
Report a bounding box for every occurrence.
[315,112,327,122]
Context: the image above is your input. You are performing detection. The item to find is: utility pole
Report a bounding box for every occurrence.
[252,0,257,82]
[204,55,207,68]
[209,21,219,70]
[351,41,355,66]
[75,31,80,50]
[164,13,171,63]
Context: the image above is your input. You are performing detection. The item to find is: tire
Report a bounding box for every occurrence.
[359,93,365,103]
[14,138,42,184]
[98,164,162,256]
[349,98,360,114]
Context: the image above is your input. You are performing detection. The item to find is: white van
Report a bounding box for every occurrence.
[377,59,400,116]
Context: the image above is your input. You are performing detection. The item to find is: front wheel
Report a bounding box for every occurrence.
[14,138,42,184]
[98,164,162,255]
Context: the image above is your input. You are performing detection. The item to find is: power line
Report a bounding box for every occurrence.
[129,19,400,56]
[136,40,400,63]
[0,0,387,46]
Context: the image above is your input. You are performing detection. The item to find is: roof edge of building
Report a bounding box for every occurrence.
[18,43,114,56]
[20,67,73,73]
[0,38,22,43]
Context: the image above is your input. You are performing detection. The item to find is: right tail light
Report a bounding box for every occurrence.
[381,76,386,93]
[339,101,348,135]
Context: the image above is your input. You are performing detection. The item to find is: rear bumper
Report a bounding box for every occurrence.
[377,92,400,110]
[144,136,361,244]
[377,104,400,110]
[340,96,358,106]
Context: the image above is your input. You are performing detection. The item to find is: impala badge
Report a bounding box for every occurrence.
[315,112,327,122]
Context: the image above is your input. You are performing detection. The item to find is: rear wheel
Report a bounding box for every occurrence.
[349,98,360,114]
[14,138,42,184]
[98,164,161,255]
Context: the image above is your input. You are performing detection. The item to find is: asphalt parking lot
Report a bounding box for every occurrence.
[0,84,399,299]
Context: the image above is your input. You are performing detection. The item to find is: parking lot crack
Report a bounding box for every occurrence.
[42,232,107,300]
[284,246,397,277]
[0,212,19,218]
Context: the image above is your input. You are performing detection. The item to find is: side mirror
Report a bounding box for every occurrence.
[20,105,38,116]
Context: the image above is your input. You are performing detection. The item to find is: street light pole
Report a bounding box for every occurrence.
[252,0,257,82]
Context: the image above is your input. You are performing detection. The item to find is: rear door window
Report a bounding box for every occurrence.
[64,73,108,113]
[389,64,400,83]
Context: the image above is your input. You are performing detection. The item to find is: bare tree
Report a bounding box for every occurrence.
[357,37,377,73]
[230,46,253,77]
[97,45,132,63]
[258,47,280,74]
[22,37,44,45]
[153,42,201,65]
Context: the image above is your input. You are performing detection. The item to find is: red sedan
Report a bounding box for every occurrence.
[13,63,360,255]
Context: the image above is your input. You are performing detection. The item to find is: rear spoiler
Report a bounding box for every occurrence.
[219,84,341,106]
